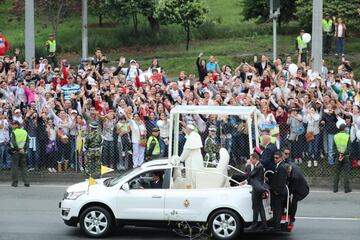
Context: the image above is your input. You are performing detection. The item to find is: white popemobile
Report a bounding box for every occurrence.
[59,106,290,239]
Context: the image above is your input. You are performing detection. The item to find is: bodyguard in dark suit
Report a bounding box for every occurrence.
[259,135,278,171]
[244,153,269,231]
[270,151,288,231]
[285,163,309,225]
[150,171,163,189]
[230,164,251,186]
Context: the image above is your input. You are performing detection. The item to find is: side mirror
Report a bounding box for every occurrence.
[121,183,129,192]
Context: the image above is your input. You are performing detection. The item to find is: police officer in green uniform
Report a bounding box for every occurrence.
[322,15,334,55]
[333,124,351,193]
[146,127,161,161]
[9,121,30,187]
[45,33,57,67]
[296,29,308,64]
[204,125,221,165]
[85,123,103,178]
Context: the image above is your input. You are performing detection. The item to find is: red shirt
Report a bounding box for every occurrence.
[260,77,272,91]
[0,35,10,56]
[275,113,289,136]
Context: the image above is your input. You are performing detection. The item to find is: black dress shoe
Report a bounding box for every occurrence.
[333,188,338,193]
[11,182,18,187]
[345,189,352,193]
[24,184,30,187]
[245,223,258,231]
[257,223,269,231]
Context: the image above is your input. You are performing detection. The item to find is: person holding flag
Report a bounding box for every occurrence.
[84,123,102,178]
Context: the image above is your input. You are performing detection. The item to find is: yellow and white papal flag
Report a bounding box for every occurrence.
[88,176,97,186]
[101,165,114,175]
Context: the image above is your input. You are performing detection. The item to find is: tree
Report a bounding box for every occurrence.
[9,0,80,40]
[296,0,360,31]
[112,0,160,35]
[89,0,113,27]
[242,0,296,26]
[35,0,81,39]
[139,0,161,33]
[155,0,208,51]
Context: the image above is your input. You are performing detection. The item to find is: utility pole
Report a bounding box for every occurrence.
[25,0,35,64]
[270,0,280,61]
[312,0,323,73]
[82,0,88,58]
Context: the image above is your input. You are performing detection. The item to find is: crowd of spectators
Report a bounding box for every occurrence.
[0,31,360,174]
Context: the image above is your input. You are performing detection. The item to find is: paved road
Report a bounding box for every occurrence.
[0,184,359,240]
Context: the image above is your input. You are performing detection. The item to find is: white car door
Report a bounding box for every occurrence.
[164,188,209,222]
[116,168,170,220]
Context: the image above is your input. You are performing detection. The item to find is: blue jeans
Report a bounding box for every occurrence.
[0,143,10,169]
[323,133,335,165]
[335,37,345,55]
[159,137,168,158]
[308,134,320,160]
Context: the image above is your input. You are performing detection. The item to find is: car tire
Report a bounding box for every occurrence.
[208,209,242,240]
[79,206,113,238]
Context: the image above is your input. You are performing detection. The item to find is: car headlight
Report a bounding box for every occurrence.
[64,191,85,200]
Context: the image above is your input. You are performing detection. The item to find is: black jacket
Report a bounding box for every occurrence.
[254,61,272,76]
[196,57,207,83]
[150,179,163,189]
[321,111,338,134]
[288,164,309,201]
[271,161,288,196]
[260,143,278,171]
[247,162,267,194]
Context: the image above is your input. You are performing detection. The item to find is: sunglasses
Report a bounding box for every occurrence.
[284,152,290,155]
[274,156,281,159]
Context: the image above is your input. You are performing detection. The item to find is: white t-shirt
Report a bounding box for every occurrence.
[337,25,343,37]
[0,119,9,143]
[129,120,146,143]
[157,119,170,138]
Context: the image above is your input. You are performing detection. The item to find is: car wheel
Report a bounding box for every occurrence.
[79,206,113,238]
[208,209,242,240]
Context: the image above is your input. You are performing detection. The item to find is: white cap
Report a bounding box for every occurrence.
[87,76,97,86]
[130,59,137,64]
[15,109,21,113]
[288,80,296,87]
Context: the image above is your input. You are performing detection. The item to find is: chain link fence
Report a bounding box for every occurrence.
[1,113,359,179]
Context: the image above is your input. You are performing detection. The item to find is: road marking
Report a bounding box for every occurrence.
[297,216,360,221]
